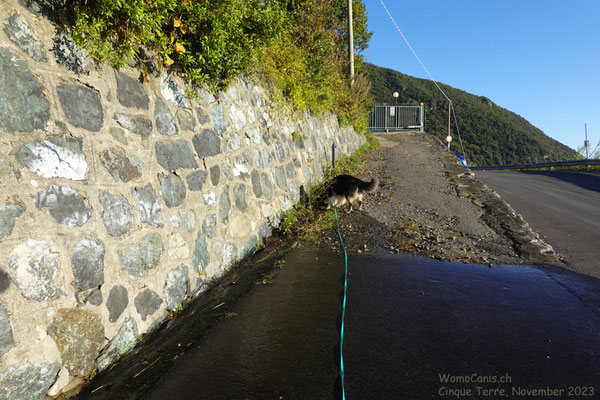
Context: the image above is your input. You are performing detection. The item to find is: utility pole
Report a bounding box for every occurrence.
[447,101,452,143]
[348,0,354,87]
[585,123,589,159]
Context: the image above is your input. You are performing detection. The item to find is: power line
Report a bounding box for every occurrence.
[378,0,450,103]
[378,0,467,157]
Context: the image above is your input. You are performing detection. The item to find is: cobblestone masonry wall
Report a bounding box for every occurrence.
[0,1,365,398]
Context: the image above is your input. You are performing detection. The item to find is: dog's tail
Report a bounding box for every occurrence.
[360,177,379,192]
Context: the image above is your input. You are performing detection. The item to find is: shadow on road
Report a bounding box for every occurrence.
[79,244,600,400]
[522,170,600,192]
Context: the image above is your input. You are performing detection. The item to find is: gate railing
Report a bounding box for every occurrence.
[368,105,424,132]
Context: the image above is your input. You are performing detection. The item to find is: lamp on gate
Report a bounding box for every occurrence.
[393,91,399,106]
[446,135,452,151]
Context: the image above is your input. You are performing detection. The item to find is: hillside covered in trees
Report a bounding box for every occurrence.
[366,63,576,166]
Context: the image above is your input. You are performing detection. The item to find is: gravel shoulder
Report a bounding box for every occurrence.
[321,131,562,267]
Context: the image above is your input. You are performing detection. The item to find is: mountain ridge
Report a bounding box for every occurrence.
[365,63,576,166]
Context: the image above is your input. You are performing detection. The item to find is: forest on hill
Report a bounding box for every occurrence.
[365,63,576,166]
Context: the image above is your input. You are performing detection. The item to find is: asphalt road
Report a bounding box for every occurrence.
[474,170,600,278]
[81,247,600,400]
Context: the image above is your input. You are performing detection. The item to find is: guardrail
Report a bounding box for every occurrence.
[470,159,600,171]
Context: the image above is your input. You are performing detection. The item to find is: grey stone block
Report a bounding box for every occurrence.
[155,140,198,172]
[11,135,88,180]
[196,107,210,125]
[0,302,15,357]
[160,74,191,108]
[275,139,285,162]
[119,233,164,277]
[286,162,296,179]
[218,186,231,223]
[233,184,247,210]
[71,236,105,292]
[97,317,138,372]
[99,191,134,237]
[258,223,272,239]
[106,285,128,323]
[7,239,58,302]
[261,173,273,199]
[228,103,246,130]
[239,235,258,260]
[154,98,178,136]
[53,33,89,74]
[0,48,49,132]
[177,109,196,131]
[274,166,287,189]
[0,361,60,400]
[262,149,272,168]
[253,148,263,168]
[0,202,24,239]
[203,214,217,238]
[227,133,241,151]
[221,165,233,181]
[192,129,221,159]
[243,148,253,165]
[133,184,163,228]
[210,165,220,186]
[57,84,103,132]
[186,170,207,191]
[164,265,189,311]
[0,270,9,294]
[134,289,163,321]
[186,210,196,232]
[159,173,186,207]
[114,113,152,139]
[251,170,262,198]
[245,128,261,144]
[192,231,209,274]
[303,167,312,186]
[3,12,47,62]
[262,128,271,145]
[114,70,149,109]
[210,104,226,134]
[83,288,102,306]
[232,157,249,177]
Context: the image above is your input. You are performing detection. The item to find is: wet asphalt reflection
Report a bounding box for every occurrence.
[143,247,600,400]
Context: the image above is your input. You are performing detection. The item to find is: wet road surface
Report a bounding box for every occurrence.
[475,170,600,278]
[134,246,600,400]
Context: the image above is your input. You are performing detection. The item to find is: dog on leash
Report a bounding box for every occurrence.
[326,174,379,213]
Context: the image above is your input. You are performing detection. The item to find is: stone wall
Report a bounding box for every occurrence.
[0,1,365,398]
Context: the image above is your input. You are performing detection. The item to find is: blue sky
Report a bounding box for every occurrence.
[362,0,600,152]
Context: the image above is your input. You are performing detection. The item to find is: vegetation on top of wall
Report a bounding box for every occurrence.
[366,63,577,166]
[70,0,285,89]
[66,0,373,132]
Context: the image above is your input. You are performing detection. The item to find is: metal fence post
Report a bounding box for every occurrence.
[332,142,336,169]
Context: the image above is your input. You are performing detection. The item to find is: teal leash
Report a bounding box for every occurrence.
[333,207,348,400]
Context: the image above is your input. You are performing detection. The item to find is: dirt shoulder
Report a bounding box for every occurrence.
[320,131,562,267]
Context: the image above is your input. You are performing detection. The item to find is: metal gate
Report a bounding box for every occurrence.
[368,105,424,132]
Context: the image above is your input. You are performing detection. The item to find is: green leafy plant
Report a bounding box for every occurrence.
[70,0,285,89]
[68,0,373,128]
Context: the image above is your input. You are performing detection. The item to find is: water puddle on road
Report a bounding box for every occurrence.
[81,246,600,400]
